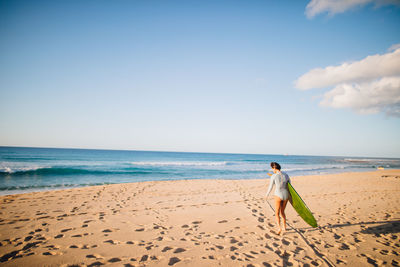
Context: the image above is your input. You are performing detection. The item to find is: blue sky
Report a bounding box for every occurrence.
[1,0,399,157]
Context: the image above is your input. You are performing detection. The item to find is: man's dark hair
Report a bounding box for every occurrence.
[270,162,281,170]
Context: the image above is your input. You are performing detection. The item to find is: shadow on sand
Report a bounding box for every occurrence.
[296,220,400,235]
[359,220,400,235]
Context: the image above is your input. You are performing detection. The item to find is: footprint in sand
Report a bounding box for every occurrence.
[168,257,181,266]
[336,242,355,250]
[71,234,83,238]
[42,251,57,256]
[359,253,384,266]
[173,248,186,253]
[45,244,60,250]
[230,238,239,244]
[162,246,173,252]
[379,249,389,255]
[86,254,104,260]
[294,246,304,253]
[242,252,256,259]
[87,261,105,267]
[108,257,121,263]
[333,233,341,239]
[103,239,119,245]
[139,255,149,262]
[336,258,347,264]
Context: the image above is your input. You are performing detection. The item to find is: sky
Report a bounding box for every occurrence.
[0,0,400,158]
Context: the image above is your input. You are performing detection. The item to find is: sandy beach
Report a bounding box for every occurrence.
[0,170,399,266]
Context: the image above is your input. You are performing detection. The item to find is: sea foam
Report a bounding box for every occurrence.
[130,161,228,166]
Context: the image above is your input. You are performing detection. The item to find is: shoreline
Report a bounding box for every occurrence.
[0,169,399,266]
[0,168,397,197]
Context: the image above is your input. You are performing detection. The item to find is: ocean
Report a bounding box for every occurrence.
[1,146,399,195]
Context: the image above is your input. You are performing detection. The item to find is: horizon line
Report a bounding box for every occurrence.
[0,145,399,160]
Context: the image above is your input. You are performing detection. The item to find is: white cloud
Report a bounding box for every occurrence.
[388,43,400,52]
[295,48,400,90]
[305,0,400,18]
[320,77,400,116]
[295,47,400,117]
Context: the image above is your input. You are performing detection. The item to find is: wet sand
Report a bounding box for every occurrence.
[0,170,399,266]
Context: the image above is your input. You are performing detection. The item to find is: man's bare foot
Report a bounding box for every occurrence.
[271,229,282,235]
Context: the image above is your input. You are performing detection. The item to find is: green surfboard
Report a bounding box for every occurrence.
[288,182,318,228]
